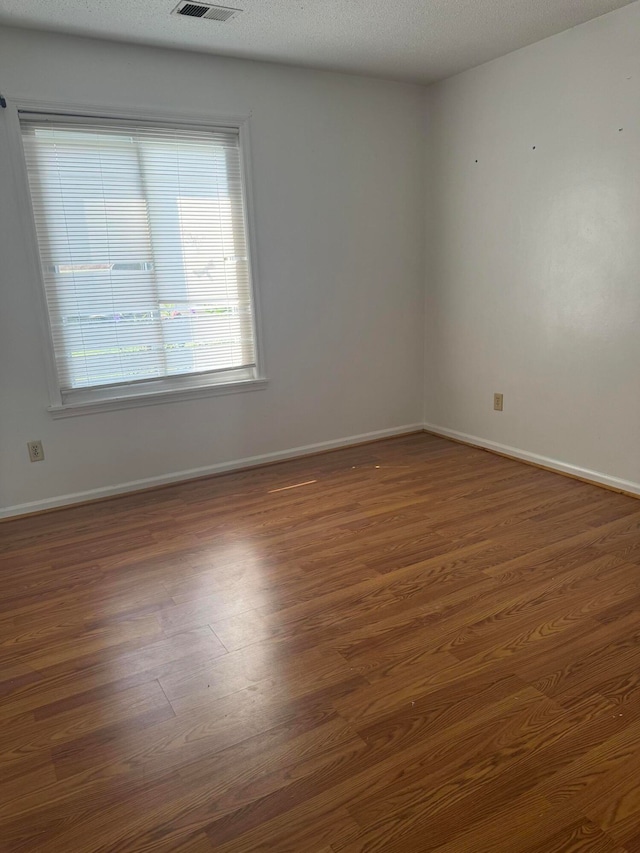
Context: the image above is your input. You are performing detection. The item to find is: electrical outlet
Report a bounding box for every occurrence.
[493,393,504,412]
[27,440,44,462]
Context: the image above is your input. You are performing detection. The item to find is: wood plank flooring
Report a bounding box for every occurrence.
[2,433,640,851]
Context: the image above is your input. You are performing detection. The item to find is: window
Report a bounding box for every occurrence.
[19,112,263,413]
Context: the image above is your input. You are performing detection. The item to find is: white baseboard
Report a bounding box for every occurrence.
[424,423,640,498]
[0,423,423,519]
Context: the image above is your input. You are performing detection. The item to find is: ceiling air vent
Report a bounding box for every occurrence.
[172,1,241,21]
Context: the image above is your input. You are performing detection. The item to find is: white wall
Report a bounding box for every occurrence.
[424,2,640,491]
[0,28,425,515]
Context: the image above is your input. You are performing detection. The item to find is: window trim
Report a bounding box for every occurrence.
[7,99,267,417]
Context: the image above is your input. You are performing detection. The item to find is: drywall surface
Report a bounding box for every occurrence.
[0,28,425,515]
[424,1,640,488]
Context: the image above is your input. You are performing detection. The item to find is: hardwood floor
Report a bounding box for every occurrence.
[2,433,640,852]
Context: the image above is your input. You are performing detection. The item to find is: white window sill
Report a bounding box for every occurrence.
[47,376,268,418]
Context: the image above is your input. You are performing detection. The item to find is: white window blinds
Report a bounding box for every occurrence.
[20,115,258,400]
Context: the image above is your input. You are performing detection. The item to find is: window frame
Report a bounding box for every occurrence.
[8,100,267,418]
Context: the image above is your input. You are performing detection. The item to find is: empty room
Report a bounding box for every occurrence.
[1,0,640,850]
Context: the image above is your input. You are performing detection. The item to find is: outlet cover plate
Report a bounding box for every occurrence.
[27,440,44,462]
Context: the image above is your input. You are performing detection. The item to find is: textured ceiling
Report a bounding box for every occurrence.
[0,0,635,83]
